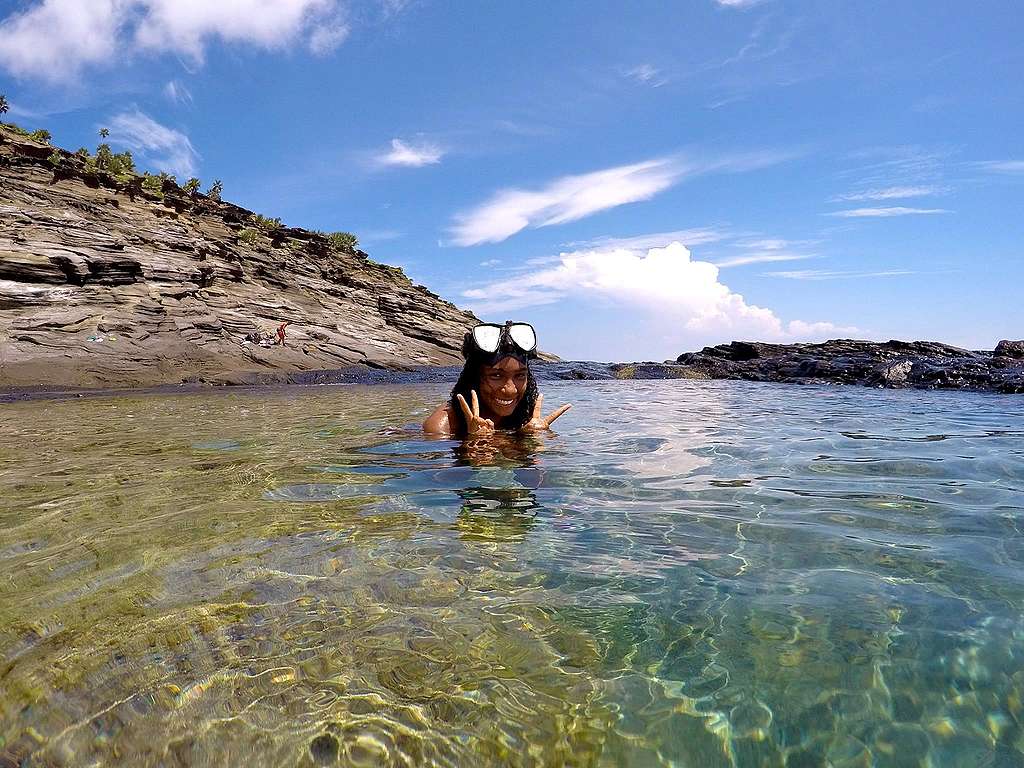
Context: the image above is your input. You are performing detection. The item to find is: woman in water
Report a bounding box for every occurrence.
[422,322,572,437]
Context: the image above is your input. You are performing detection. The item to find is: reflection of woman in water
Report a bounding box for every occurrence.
[423,322,572,437]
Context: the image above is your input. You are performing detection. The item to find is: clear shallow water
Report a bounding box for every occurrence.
[1,380,1023,767]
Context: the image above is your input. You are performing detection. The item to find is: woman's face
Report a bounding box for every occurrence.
[479,356,528,420]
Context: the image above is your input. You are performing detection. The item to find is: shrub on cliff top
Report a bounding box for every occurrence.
[183,177,201,196]
[207,179,223,201]
[29,129,51,144]
[255,214,282,232]
[0,95,8,115]
[141,173,164,198]
[327,231,358,250]
[95,143,114,170]
[0,119,31,138]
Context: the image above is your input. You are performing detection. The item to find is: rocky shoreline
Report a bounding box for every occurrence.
[1,127,480,388]
[5,338,1021,403]
[208,338,1024,394]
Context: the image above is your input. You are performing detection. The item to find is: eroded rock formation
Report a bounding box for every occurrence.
[0,128,479,387]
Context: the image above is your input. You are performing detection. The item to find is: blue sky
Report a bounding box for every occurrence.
[1,0,1021,361]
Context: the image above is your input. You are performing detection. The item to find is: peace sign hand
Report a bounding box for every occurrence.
[521,394,572,432]
[456,390,495,437]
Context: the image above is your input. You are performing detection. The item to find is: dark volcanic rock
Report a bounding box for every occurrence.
[284,343,1024,395]
[995,340,1024,360]
[669,338,1023,394]
[0,128,482,387]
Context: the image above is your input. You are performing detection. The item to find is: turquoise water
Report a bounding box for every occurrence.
[1,380,1023,766]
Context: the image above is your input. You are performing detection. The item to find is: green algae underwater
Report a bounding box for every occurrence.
[1,380,1023,767]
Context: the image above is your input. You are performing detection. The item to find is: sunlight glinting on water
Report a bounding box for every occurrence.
[1,380,1023,766]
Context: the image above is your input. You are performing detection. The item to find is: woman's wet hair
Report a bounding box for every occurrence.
[448,331,539,436]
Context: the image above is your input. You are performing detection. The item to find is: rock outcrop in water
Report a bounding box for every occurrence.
[95,338,1019,396]
[0,127,480,387]
[513,340,1021,394]
[668,339,1024,393]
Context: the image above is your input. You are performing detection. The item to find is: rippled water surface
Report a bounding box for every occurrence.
[2,381,1023,767]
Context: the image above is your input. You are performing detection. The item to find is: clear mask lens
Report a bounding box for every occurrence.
[507,323,536,352]
[472,325,502,353]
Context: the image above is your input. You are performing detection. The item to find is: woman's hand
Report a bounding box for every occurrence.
[456,390,495,437]
[521,394,572,432]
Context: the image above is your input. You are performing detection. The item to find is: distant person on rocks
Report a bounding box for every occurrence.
[423,321,572,437]
[276,321,290,346]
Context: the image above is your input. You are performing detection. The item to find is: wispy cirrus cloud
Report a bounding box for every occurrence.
[715,0,765,8]
[566,228,731,251]
[449,150,794,246]
[833,185,945,202]
[827,206,950,218]
[714,251,814,268]
[767,269,915,280]
[163,79,193,105]
[359,229,403,242]
[462,242,855,352]
[840,146,950,188]
[973,160,1024,174]
[0,0,352,83]
[564,231,818,269]
[376,138,444,168]
[624,64,667,87]
[712,237,819,268]
[108,108,198,177]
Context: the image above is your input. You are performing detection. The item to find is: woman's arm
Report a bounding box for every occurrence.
[422,404,455,435]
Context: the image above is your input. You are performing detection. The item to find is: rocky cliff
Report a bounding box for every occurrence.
[0,127,479,388]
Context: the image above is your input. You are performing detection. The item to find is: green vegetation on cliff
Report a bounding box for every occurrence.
[0,101,362,257]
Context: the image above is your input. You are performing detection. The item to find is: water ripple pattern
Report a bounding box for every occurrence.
[1,381,1022,766]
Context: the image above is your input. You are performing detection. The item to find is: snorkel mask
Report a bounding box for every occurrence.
[465,321,538,362]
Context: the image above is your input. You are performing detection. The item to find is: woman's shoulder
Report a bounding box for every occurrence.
[422,403,455,434]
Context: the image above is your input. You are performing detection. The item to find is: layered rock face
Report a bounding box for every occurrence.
[0,128,479,388]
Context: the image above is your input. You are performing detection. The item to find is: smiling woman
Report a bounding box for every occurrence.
[422,322,572,437]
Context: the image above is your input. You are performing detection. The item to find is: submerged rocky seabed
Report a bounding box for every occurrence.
[1,380,1023,766]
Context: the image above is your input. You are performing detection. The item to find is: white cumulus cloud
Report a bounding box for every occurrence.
[377,138,444,168]
[462,242,854,353]
[133,0,335,61]
[0,0,346,82]
[0,0,126,83]
[109,109,199,177]
[308,16,350,55]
